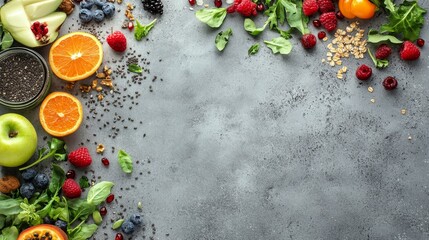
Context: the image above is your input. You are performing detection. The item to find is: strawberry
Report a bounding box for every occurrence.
[303,0,319,16]
[399,41,420,61]
[62,179,82,198]
[319,12,337,32]
[68,147,92,168]
[107,31,127,52]
[375,44,392,60]
[317,0,335,13]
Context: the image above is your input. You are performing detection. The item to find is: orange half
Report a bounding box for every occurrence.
[39,92,83,137]
[49,32,103,81]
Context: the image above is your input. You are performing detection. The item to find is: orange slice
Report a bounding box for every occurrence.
[39,92,83,137]
[49,32,103,81]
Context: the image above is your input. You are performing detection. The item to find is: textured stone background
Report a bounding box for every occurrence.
[1,0,429,239]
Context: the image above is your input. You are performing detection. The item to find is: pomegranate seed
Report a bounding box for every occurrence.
[106,194,115,203]
[128,22,134,31]
[382,76,398,90]
[256,4,265,12]
[188,0,196,6]
[312,20,321,28]
[115,233,124,240]
[101,157,110,166]
[416,38,425,47]
[99,206,107,216]
[66,170,75,179]
[336,11,344,20]
[317,31,326,39]
[214,0,222,7]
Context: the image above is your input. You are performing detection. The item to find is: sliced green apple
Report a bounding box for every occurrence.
[24,0,63,20]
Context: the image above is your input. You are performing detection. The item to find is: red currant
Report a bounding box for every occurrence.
[416,38,425,47]
[214,0,222,7]
[128,22,134,31]
[312,20,321,28]
[66,170,75,179]
[100,206,107,216]
[106,194,115,203]
[115,233,124,240]
[336,11,344,20]
[256,4,265,12]
[317,31,326,39]
[188,0,196,6]
[101,157,110,166]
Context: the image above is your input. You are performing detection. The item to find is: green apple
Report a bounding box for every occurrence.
[0,113,37,167]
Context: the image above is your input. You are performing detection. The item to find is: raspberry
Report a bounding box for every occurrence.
[62,179,82,198]
[382,76,398,90]
[317,0,334,13]
[107,31,127,52]
[303,0,318,16]
[235,0,257,17]
[399,41,420,61]
[355,64,372,81]
[319,12,337,32]
[317,31,326,39]
[68,147,92,168]
[375,44,392,60]
[301,33,317,49]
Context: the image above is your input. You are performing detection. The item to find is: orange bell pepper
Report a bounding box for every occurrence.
[338,0,377,19]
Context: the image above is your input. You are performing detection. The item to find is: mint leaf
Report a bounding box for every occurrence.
[367,29,403,44]
[196,8,227,28]
[248,43,260,55]
[135,19,157,41]
[264,37,292,54]
[215,28,233,51]
[118,150,133,173]
[128,63,142,73]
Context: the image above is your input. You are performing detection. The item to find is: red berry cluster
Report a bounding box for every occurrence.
[227,0,258,17]
[30,21,49,42]
[303,0,337,32]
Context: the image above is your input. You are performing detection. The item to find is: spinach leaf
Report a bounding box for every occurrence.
[264,37,292,54]
[368,48,389,68]
[0,198,22,216]
[0,30,13,50]
[380,0,426,41]
[284,0,309,35]
[69,224,98,240]
[215,28,233,51]
[0,226,18,240]
[367,29,403,44]
[69,200,96,224]
[79,176,90,189]
[118,150,133,173]
[244,19,268,36]
[248,43,260,55]
[49,164,65,194]
[87,181,114,205]
[196,8,227,28]
[128,63,143,73]
[135,19,157,41]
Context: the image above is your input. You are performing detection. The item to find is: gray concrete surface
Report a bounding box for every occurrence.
[2,0,429,239]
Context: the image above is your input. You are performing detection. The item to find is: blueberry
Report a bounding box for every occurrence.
[94,0,107,8]
[20,182,35,199]
[21,168,37,181]
[121,220,135,235]
[80,0,94,9]
[43,217,54,224]
[33,173,49,190]
[129,214,142,225]
[102,3,115,18]
[79,9,94,23]
[55,219,68,232]
[93,9,105,22]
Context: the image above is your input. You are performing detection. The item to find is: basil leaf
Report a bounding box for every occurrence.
[1,31,13,50]
[87,181,114,205]
[380,0,426,41]
[264,37,292,54]
[244,19,268,36]
[49,164,65,194]
[368,30,403,44]
[135,19,157,41]
[118,150,133,173]
[368,48,389,68]
[79,176,90,189]
[215,28,233,51]
[248,43,260,55]
[68,199,95,222]
[69,224,98,240]
[0,198,22,216]
[196,8,227,28]
[128,63,143,73]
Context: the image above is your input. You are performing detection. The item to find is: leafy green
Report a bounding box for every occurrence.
[112,219,124,229]
[17,200,42,226]
[0,198,22,216]
[215,28,233,51]
[19,138,67,171]
[69,224,98,240]
[380,0,426,41]
[79,176,90,189]
[49,164,66,194]
[87,181,114,205]
[284,0,309,35]
[264,37,293,54]
[128,63,143,73]
[118,150,133,173]
[0,226,18,240]
[367,29,403,44]
[68,199,96,224]
[244,19,268,36]
[196,8,227,28]
[1,31,13,50]
[248,43,260,55]
[135,19,157,41]
[368,48,389,68]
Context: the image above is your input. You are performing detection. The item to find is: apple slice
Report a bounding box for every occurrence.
[24,0,63,20]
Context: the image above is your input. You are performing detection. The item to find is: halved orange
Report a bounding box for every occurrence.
[49,32,103,81]
[39,92,83,137]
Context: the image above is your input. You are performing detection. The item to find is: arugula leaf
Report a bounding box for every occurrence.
[79,176,90,189]
[19,138,66,171]
[248,43,260,55]
[87,181,114,205]
[244,19,268,36]
[215,28,233,51]
[284,0,309,35]
[17,200,42,226]
[265,4,278,29]
[264,37,292,54]
[128,63,143,73]
[368,48,389,68]
[277,27,293,39]
[118,150,133,173]
[380,0,426,41]
[69,224,98,240]
[367,29,403,44]
[196,8,227,28]
[49,164,66,194]
[135,19,157,41]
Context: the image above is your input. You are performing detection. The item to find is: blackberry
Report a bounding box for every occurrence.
[142,0,163,14]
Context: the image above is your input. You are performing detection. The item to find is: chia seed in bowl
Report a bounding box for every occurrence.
[0,47,51,110]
